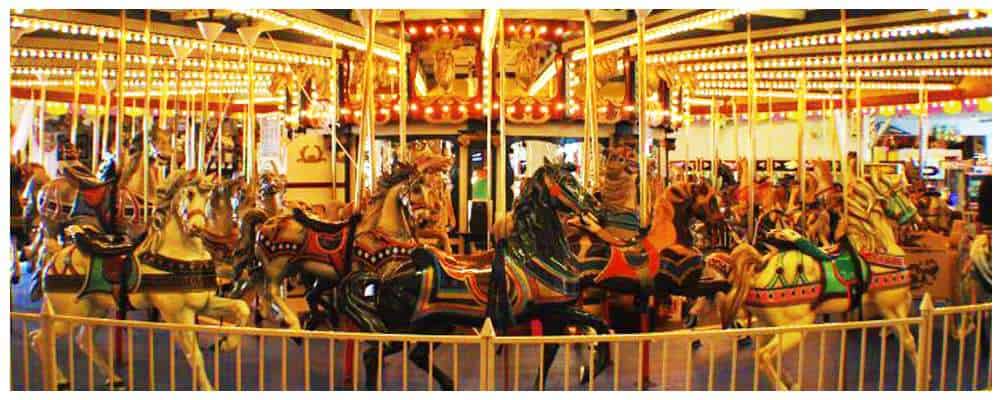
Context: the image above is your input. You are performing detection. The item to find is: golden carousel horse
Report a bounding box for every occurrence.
[30,170,250,390]
[716,166,922,390]
[248,155,449,331]
[951,227,991,339]
[408,141,457,254]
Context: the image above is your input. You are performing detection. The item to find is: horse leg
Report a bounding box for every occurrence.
[29,318,74,388]
[554,307,612,385]
[407,340,455,390]
[268,280,301,330]
[362,341,403,390]
[534,316,565,390]
[198,295,251,352]
[756,332,803,390]
[72,320,123,387]
[157,305,214,390]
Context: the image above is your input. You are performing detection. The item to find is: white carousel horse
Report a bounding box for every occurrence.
[29,170,250,390]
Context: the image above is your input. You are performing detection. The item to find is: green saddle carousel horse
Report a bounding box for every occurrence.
[29,171,250,390]
[345,159,613,390]
[717,167,921,390]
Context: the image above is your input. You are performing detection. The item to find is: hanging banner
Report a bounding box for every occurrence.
[11,101,34,155]
[257,112,285,174]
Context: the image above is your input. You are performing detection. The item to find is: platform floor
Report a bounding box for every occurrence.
[10,265,992,391]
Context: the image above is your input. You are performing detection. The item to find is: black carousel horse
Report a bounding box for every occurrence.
[342,159,613,390]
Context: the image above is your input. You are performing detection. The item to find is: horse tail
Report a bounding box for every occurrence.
[718,243,761,329]
[487,239,513,334]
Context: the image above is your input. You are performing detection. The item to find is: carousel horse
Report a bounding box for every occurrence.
[248,159,446,331]
[575,180,729,302]
[348,159,612,390]
[29,170,250,390]
[952,229,991,339]
[12,160,50,283]
[717,166,922,390]
[408,141,458,254]
[22,130,177,274]
[594,145,641,240]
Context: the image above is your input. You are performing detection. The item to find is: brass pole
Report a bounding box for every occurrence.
[330,46,339,195]
[143,10,152,222]
[70,66,81,145]
[839,9,850,217]
[583,10,598,190]
[767,94,774,182]
[637,10,650,227]
[115,10,126,159]
[855,74,863,178]
[93,34,105,172]
[354,10,377,205]
[174,59,184,171]
[746,13,757,242]
[918,76,928,185]
[497,9,508,220]
[248,53,257,182]
[710,97,718,188]
[797,71,807,232]
[38,75,47,167]
[200,46,213,174]
[397,12,408,162]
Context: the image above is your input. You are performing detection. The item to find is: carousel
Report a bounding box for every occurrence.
[8,8,993,391]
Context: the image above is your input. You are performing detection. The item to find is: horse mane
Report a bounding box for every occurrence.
[511,163,574,263]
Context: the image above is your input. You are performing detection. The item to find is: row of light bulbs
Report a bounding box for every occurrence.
[12,78,271,90]
[569,9,756,61]
[681,47,992,71]
[686,97,990,121]
[10,15,331,66]
[695,68,993,81]
[234,9,401,62]
[11,66,275,82]
[11,47,291,73]
[652,16,991,64]
[697,80,957,91]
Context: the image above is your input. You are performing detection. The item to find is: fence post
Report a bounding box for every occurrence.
[916,292,934,390]
[480,318,496,390]
[39,301,58,390]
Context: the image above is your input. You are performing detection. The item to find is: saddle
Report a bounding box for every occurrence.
[66,225,139,256]
[412,246,495,280]
[293,207,356,233]
[60,161,111,189]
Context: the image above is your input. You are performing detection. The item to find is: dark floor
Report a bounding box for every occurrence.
[9,265,992,391]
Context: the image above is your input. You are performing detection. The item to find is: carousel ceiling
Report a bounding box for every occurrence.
[9,9,993,127]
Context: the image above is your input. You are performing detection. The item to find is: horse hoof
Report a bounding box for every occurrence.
[691,339,703,350]
[291,336,303,346]
[57,382,71,391]
[737,336,753,347]
[103,377,126,390]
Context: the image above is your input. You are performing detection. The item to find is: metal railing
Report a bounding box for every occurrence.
[10,295,991,391]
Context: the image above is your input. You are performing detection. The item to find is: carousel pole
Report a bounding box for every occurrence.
[143,10,152,222]
[481,9,498,247]
[710,97,718,188]
[855,74,863,178]
[70,66,81,145]
[839,9,850,217]
[36,73,47,168]
[198,22,225,175]
[350,10,377,205]
[637,9,650,228]
[115,10,126,160]
[102,79,112,162]
[583,10,598,190]
[796,71,807,232]
[237,25,263,184]
[330,44,339,194]
[93,34,105,172]
[745,13,757,243]
[766,94,773,183]
[918,76,928,185]
[397,12,408,162]
[496,9,508,220]
[169,43,193,171]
